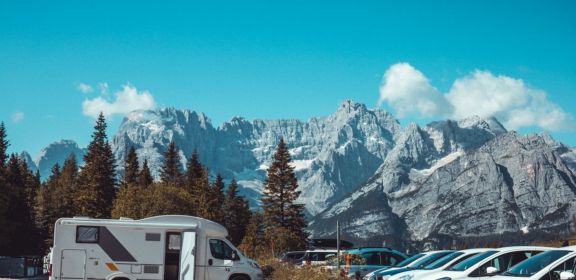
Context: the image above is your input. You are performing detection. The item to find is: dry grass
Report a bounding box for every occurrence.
[261,260,344,280]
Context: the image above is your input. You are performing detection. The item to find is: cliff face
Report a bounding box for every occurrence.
[32,101,576,245]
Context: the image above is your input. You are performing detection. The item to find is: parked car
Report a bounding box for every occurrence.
[364,252,431,280]
[387,248,488,280]
[426,246,552,280]
[370,250,455,280]
[279,251,305,264]
[302,249,338,266]
[467,246,576,280]
[339,247,408,278]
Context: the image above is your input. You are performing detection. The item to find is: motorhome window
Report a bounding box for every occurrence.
[76,226,99,243]
[209,239,234,260]
[168,234,181,251]
[146,233,161,241]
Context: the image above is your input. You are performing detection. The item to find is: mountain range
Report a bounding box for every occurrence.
[25,100,576,247]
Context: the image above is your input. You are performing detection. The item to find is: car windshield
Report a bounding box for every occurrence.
[424,252,464,270]
[396,253,425,267]
[447,250,498,271]
[502,250,571,277]
[407,252,453,269]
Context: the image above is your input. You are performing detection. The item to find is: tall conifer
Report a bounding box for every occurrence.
[139,159,154,187]
[123,146,140,186]
[261,138,307,251]
[223,177,251,245]
[160,141,182,186]
[75,113,117,218]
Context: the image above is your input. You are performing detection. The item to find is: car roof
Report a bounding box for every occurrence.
[346,247,403,253]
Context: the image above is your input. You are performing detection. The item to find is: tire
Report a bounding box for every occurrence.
[229,274,250,280]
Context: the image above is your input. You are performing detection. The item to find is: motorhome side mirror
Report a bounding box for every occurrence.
[560,271,576,280]
[486,266,499,275]
[231,250,240,261]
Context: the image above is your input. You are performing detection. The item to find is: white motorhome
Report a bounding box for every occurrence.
[48,215,263,280]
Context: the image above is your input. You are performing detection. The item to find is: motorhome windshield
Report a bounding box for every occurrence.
[502,250,571,277]
[447,250,498,271]
[424,252,464,270]
[407,252,453,269]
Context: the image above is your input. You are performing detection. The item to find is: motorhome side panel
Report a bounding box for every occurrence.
[51,222,168,280]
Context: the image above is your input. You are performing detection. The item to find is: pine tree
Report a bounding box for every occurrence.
[206,173,226,223]
[185,150,203,190]
[0,122,8,171]
[160,141,182,186]
[35,164,60,250]
[140,182,194,217]
[123,146,140,186]
[112,149,144,219]
[239,212,265,259]
[139,159,154,187]
[194,167,212,218]
[57,154,78,218]
[0,122,8,252]
[3,154,39,255]
[261,138,307,252]
[75,113,117,218]
[112,184,143,219]
[223,178,251,245]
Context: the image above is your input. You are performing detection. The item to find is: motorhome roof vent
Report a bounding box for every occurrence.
[119,217,134,221]
[72,216,91,219]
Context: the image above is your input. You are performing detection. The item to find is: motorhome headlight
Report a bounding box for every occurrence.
[249,261,261,269]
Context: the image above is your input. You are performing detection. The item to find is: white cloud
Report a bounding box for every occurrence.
[378,63,452,118]
[378,63,574,132]
[76,83,94,93]
[11,111,24,123]
[98,82,109,94]
[82,84,156,119]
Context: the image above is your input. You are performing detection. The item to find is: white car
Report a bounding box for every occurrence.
[471,246,576,280]
[363,251,432,280]
[368,250,455,280]
[301,249,338,266]
[426,246,553,280]
[388,248,489,280]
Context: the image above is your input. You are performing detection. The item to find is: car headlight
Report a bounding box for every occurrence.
[398,275,413,280]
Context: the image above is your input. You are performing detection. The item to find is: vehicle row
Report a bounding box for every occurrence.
[280,245,576,280]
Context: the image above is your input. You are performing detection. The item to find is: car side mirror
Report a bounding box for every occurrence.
[560,271,576,280]
[486,266,499,275]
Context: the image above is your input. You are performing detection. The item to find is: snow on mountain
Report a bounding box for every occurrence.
[26,100,576,247]
[34,140,85,180]
[111,100,401,214]
[310,129,576,247]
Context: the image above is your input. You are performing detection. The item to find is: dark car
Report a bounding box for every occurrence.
[279,251,306,264]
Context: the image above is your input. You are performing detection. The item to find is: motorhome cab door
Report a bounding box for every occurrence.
[179,231,196,280]
[206,239,235,279]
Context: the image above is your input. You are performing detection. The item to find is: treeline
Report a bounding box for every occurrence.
[0,113,308,258]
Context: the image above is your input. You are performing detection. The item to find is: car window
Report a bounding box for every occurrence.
[209,239,234,260]
[408,252,453,269]
[396,253,425,267]
[539,256,576,280]
[363,252,380,265]
[425,252,465,269]
[470,251,537,277]
[448,251,498,271]
[503,250,570,278]
[381,252,404,266]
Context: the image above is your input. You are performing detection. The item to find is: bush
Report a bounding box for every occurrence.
[264,260,342,280]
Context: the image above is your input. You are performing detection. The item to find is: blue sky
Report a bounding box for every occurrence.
[1,0,575,157]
